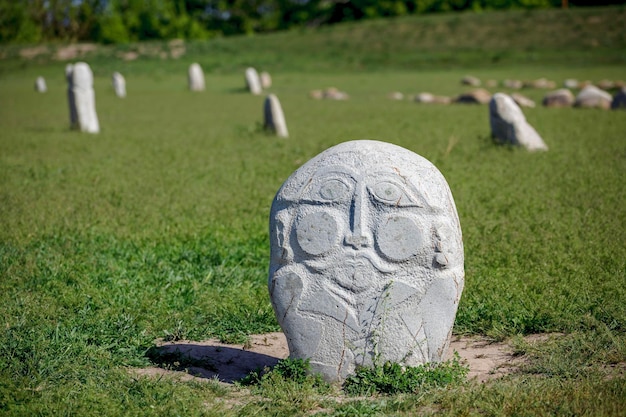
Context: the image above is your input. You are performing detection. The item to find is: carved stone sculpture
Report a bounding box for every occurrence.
[269,140,464,382]
[264,94,288,138]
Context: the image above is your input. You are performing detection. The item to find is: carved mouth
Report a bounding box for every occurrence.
[304,251,396,274]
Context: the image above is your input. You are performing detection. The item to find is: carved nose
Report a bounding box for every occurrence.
[345,184,372,249]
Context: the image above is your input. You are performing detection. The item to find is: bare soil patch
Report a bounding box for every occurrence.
[134,332,528,384]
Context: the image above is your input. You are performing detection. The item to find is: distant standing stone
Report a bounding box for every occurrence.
[454,88,491,104]
[461,75,481,87]
[563,79,579,89]
[188,63,205,91]
[260,71,272,89]
[264,94,288,138]
[245,67,262,95]
[35,76,47,93]
[112,72,126,98]
[388,92,404,100]
[542,89,575,108]
[69,62,100,133]
[73,63,100,133]
[490,93,547,151]
[269,140,464,382]
[610,87,626,110]
[574,85,612,109]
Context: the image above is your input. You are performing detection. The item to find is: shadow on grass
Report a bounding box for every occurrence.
[146,343,281,383]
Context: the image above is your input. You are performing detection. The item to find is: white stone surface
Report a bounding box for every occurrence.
[35,76,47,93]
[269,140,464,382]
[264,94,288,138]
[112,71,126,98]
[188,63,205,91]
[260,71,272,89]
[490,93,547,151]
[245,67,262,95]
[574,85,612,109]
[70,62,99,134]
[510,93,536,108]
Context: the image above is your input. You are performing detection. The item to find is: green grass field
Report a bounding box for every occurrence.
[1,6,625,416]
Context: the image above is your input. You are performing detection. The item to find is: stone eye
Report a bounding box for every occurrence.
[317,179,351,202]
[370,180,417,206]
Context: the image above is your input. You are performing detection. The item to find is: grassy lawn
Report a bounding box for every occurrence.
[1,6,625,416]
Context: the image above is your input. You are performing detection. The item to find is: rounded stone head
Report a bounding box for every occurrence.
[269,140,464,382]
[72,62,94,90]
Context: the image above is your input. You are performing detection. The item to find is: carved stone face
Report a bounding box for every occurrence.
[269,140,464,381]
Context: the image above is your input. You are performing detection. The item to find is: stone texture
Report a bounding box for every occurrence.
[510,93,536,108]
[490,93,547,151]
[69,62,99,133]
[611,87,626,110]
[542,89,575,108]
[188,63,205,91]
[414,93,450,104]
[260,71,272,89]
[264,94,288,138]
[523,78,556,89]
[245,67,262,95]
[112,72,126,98]
[35,76,47,92]
[503,79,523,89]
[596,79,615,90]
[563,79,579,89]
[454,89,491,104]
[461,75,481,86]
[66,64,78,129]
[309,88,349,100]
[269,140,464,382]
[574,85,612,109]
[323,87,349,100]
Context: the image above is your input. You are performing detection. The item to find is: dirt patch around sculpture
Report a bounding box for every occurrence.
[134,332,532,384]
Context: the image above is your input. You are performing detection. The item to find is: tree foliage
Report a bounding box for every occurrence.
[0,0,621,44]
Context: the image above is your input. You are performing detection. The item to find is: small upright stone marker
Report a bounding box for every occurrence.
[260,71,272,89]
[264,94,288,138]
[245,67,262,95]
[188,63,205,91]
[68,62,99,133]
[490,93,547,151]
[269,140,464,382]
[112,72,126,98]
[35,76,47,93]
